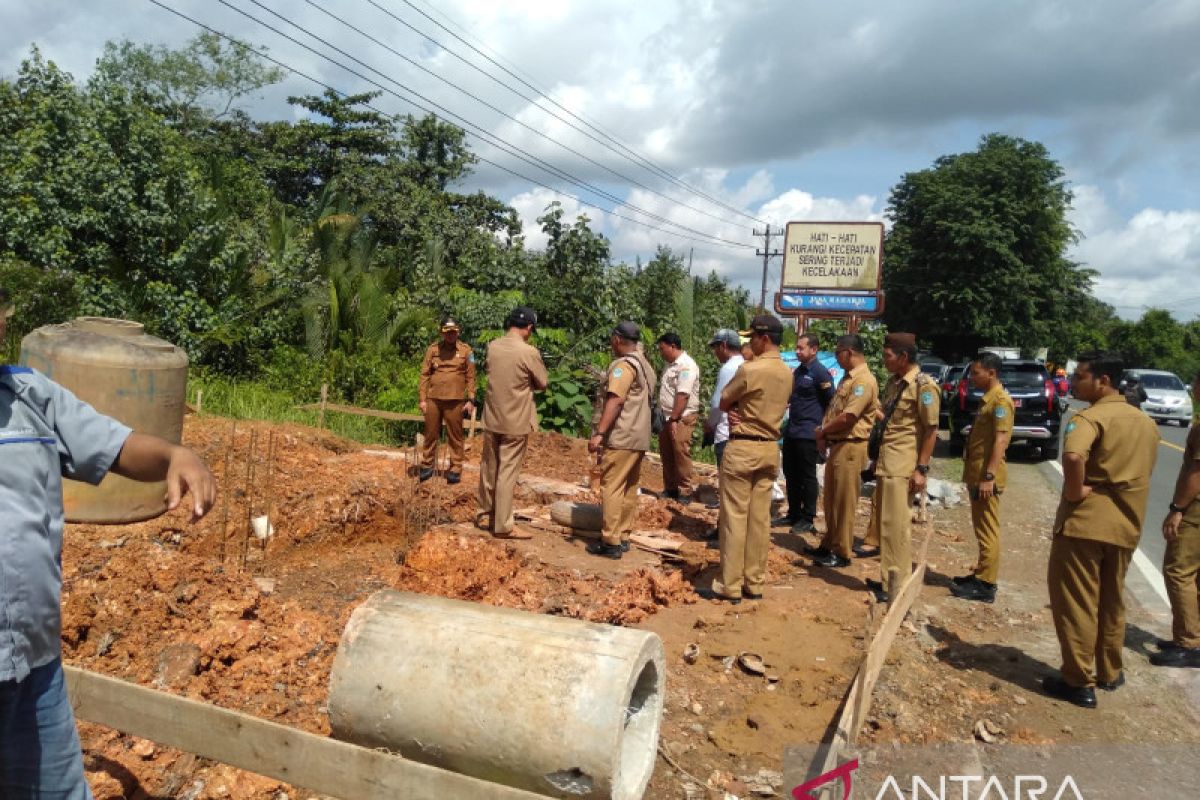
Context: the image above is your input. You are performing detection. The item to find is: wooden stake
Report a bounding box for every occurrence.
[318,383,329,428]
[218,421,236,566]
[261,431,277,557]
[195,389,204,416]
[240,428,258,573]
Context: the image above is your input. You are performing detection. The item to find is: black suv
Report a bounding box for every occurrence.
[946,360,1062,460]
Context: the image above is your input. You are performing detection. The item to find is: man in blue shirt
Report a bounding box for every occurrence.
[0,291,217,799]
[774,332,835,534]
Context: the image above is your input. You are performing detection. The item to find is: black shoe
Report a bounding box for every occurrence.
[791,521,817,535]
[803,544,831,558]
[812,551,851,569]
[677,494,693,505]
[1149,646,1200,668]
[445,472,461,485]
[1155,638,1180,650]
[697,588,741,605]
[864,578,891,603]
[705,499,720,510]
[586,541,624,559]
[772,515,797,527]
[950,577,996,603]
[1041,675,1097,709]
[852,544,881,558]
[418,467,434,482]
[661,489,681,500]
[703,527,719,541]
[951,573,976,585]
[620,541,630,553]
[1098,672,1125,691]
[743,590,763,600]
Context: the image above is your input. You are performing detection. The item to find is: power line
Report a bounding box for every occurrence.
[144,0,754,253]
[209,0,754,250]
[363,0,766,227]
[250,0,749,232]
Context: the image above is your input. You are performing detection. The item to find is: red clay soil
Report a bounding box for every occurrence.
[63,416,865,800]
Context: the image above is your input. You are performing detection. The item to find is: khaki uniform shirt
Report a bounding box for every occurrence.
[876,366,940,478]
[963,384,1015,488]
[1182,424,1200,527]
[418,340,476,402]
[593,351,657,451]
[720,350,793,441]
[823,363,879,441]
[482,331,549,436]
[659,351,701,418]
[1053,393,1160,549]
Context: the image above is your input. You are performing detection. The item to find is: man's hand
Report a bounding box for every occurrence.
[909,469,927,495]
[588,434,604,454]
[464,401,474,418]
[727,407,743,428]
[166,447,217,522]
[977,479,996,500]
[1064,485,1093,504]
[419,400,428,413]
[1164,510,1184,541]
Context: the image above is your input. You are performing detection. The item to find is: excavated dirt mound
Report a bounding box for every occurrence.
[64,416,864,800]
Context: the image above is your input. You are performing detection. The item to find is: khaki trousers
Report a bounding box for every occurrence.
[601,449,644,546]
[1047,535,1131,688]
[421,399,466,472]
[714,440,779,598]
[476,432,528,535]
[864,504,880,548]
[659,415,698,494]
[821,441,867,559]
[969,492,1002,583]
[1163,521,1200,648]
[875,475,913,588]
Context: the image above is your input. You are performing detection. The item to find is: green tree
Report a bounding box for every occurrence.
[883,133,1092,357]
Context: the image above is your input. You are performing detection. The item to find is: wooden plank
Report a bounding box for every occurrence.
[64,666,548,800]
[297,402,424,423]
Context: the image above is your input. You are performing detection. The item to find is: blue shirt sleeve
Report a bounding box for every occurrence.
[47,379,133,485]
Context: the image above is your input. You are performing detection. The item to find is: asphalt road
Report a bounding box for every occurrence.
[1058,400,1191,582]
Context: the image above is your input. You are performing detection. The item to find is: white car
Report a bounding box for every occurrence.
[1122,369,1194,426]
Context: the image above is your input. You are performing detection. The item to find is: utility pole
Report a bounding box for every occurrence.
[753,226,785,311]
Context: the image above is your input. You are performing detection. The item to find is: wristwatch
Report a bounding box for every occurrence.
[982,471,995,482]
[668,416,680,423]
[916,464,931,475]
[1169,502,1188,514]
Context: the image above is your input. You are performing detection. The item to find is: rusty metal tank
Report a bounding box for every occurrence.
[20,317,189,523]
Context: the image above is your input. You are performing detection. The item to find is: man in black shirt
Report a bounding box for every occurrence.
[774,332,836,534]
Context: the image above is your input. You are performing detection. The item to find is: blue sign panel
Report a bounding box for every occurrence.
[780,293,879,313]
[782,350,845,385]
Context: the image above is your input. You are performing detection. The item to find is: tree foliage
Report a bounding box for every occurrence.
[883,133,1095,359]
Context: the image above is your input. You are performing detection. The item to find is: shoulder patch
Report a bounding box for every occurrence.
[994,406,1006,418]
[679,369,689,380]
[612,367,623,379]
[468,353,475,363]
[921,391,934,406]
[820,382,832,389]
[854,385,865,397]
[1066,420,1076,434]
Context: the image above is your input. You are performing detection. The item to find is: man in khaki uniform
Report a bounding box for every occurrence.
[1151,370,1200,668]
[477,307,548,539]
[418,318,476,483]
[866,333,939,603]
[586,322,657,559]
[708,314,793,602]
[812,335,879,568]
[656,332,701,501]
[1044,351,1158,708]
[952,351,1014,603]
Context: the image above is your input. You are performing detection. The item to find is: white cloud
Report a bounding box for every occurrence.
[507,187,589,250]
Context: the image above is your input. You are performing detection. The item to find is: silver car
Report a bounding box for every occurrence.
[1122,369,1194,425]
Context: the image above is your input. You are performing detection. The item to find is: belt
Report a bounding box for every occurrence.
[730,433,775,442]
[828,437,867,444]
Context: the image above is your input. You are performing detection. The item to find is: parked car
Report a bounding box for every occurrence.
[1120,369,1193,426]
[940,362,970,425]
[946,359,1062,460]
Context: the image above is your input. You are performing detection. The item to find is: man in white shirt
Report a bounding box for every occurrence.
[703,328,745,516]
[656,332,701,502]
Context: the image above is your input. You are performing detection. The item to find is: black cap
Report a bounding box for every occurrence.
[749,314,783,335]
[612,321,640,341]
[506,306,538,329]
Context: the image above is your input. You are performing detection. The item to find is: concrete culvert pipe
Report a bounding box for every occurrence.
[328,590,666,800]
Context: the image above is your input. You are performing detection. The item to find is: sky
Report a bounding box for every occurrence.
[3,0,1198,321]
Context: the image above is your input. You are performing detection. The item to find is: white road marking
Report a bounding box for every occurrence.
[1045,458,1170,606]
